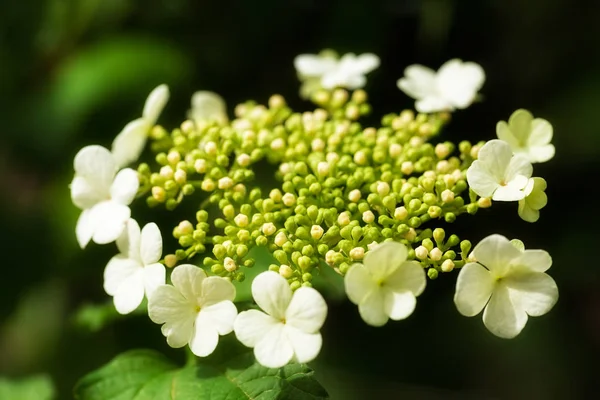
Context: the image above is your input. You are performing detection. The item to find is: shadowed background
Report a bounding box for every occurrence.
[1,0,599,398]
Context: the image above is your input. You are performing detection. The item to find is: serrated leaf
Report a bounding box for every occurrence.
[0,374,55,400]
[74,339,328,400]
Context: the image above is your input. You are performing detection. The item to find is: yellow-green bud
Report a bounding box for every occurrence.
[224,257,237,272]
[348,189,361,202]
[310,225,324,240]
[429,247,442,261]
[441,189,454,203]
[164,254,177,268]
[477,197,492,208]
[415,245,428,260]
[441,259,455,272]
[394,206,408,221]
[262,222,276,236]
[433,228,445,244]
[152,187,166,202]
[178,220,194,236]
[279,264,293,278]
[349,247,365,260]
[427,268,438,279]
[234,214,249,227]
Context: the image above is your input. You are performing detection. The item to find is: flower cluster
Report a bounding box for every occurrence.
[70,50,558,369]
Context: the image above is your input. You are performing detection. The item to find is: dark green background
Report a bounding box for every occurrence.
[1,0,599,398]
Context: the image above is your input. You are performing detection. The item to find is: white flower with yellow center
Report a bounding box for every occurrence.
[454,234,558,339]
[294,51,379,98]
[103,219,165,314]
[112,84,169,167]
[496,109,555,163]
[518,177,548,222]
[70,145,139,248]
[344,241,426,327]
[188,91,228,126]
[234,271,327,368]
[466,139,532,201]
[148,264,237,357]
[397,59,485,113]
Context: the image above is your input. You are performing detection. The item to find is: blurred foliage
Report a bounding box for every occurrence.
[1,0,600,399]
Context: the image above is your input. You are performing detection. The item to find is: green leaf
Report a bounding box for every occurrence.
[74,339,329,400]
[0,374,55,400]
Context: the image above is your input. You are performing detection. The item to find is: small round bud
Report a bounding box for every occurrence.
[160,165,174,179]
[362,210,375,224]
[310,225,324,240]
[237,153,251,167]
[394,206,408,221]
[433,228,445,244]
[271,138,285,151]
[152,186,166,202]
[415,245,429,260]
[349,247,365,260]
[282,193,296,207]
[204,141,218,156]
[427,268,439,280]
[218,177,234,190]
[441,189,455,203]
[401,161,414,175]
[435,143,451,159]
[234,213,249,227]
[164,254,177,268]
[167,150,181,164]
[262,222,276,236]
[376,181,390,196]
[201,178,215,191]
[279,264,293,279]
[470,144,482,158]
[178,220,194,236]
[354,151,367,165]
[429,247,443,261]
[317,162,330,177]
[337,211,351,226]
[404,228,417,241]
[348,189,361,203]
[174,169,187,185]
[194,159,207,174]
[477,197,492,208]
[224,257,237,272]
[441,259,455,272]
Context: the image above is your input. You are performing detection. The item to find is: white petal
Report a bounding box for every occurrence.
[384,260,426,296]
[482,284,528,339]
[414,96,453,113]
[70,176,105,210]
[507,109,533,144]
[496,121,520,149]
[472,234,522,278]
[111,118,150,168]
[492,176,528,201]
[344,264,377,305]
[358,289,388,327]
[504,155,532,183]
[73,145,116,192]
[383,289,417,320]
[285,287,327,333]
[529,144,555,163]
[189,91,228,125]
[363,241,407,281]
[397,64,437,100]
[509,249,552,273]
[110,168,139,206]
[170,264,207,302]
[437,60,485,109]
[140,223,162,264]
[234,310,280,348]
[89,202,130,245]
[355,53,380,73]
[143,84,169,123]
[466,161,500,198]
[198,301,237,335]
[477,140,513,182]
[506,273,558,317]
[294,55,337,76]
[254,323,294,368]
[518,200,539,223]
[454,262,495,317]
[75,209,94,249]
[528,118,552,146]
[148,285,195,348]
[251,271,292,319]
[189,313,219,357]
[143,263,166,297]
[200,277,236,306]
[113,270,145,314]
[116,219,141,259]
[103,255,141,296]
[285,325,322,364]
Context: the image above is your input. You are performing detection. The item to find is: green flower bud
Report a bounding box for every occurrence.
[427,268,439,279]
[269,264,280,272]
[466,203,478,215]
[211,264,224,274]
[433,228,445,244]
[256,235,268,246]
[317,244,329,255]
[290,281,301,291]
[444,212,456,223]
[244,259,255,268]
[408,217,421,228]
[447,234,460,248]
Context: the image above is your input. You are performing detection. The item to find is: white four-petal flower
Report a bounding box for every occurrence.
[397,59,485,113]
[466,139,533,201]
[454,234,558,339]
[344,241,426,327]
[70,145,139,248]
[111,84,169,167]
[294,51,379,98]
[148,264,237,357]
[234,271,327,368]
[188,91,228,126]
[497,109,555,163]
[518,177,548,223]
[104,219,166,314]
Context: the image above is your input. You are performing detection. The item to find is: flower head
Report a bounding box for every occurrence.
[148,264,237,357]
[112,84,169,167]
[233,271,327,368]
[188,91,228,126]
[70,145,139,248]
[344,241,426,327]
[518,177,548,222]
[466,139,532,201]
[294,51,379,98]
[104,219,166,314]
[454,234,558,338]
[496,109,555,163]
[397,59,485,113]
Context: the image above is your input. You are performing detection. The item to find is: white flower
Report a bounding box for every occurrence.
[103,219,166,314]
[111,84,169,167]
[518,177,548,223]
[188,91,228,126]
[148,264,237,357]
[344,241,426,327]
[70,145,139,248]
[294,51,379,98]
[454,234,558,339]
[233,271,327,368]
[496,109,555,163]
[466,139,532,201]
[397,59,485,113]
